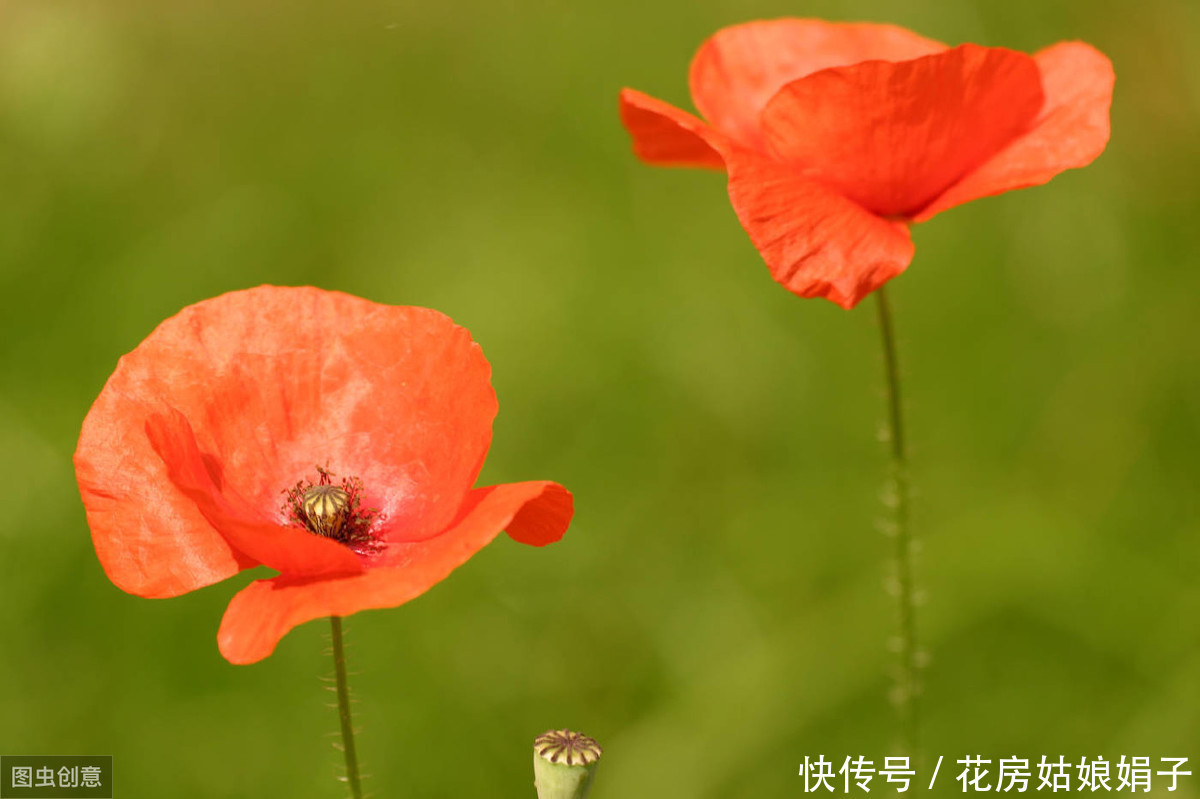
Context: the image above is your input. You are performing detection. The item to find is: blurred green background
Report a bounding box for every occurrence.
[1,0,1197,795]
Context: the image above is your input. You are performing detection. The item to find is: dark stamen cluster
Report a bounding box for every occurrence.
[283,465,384,556]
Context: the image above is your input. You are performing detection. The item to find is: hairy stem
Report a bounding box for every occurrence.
[330,616,363,799]
[875,286,919,758]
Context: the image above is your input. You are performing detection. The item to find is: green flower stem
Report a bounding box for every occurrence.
[330,616,363,799]
[875,286,919,758]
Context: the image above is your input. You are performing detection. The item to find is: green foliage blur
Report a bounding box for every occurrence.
[1,0,1197,796]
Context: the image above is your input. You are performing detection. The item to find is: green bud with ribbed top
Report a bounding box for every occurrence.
[532,729,602,799]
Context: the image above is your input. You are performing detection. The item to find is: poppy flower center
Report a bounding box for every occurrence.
[282,466,384,556]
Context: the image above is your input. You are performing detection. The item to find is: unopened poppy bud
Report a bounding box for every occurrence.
[533,729,601,799]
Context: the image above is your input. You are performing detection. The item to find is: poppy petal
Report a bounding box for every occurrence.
[495,481,574,546]
[216,480,574,664]
[761,44,1044,218]
[145,409,364,578]
[689,19,946,149]
[725,149,915,309]
[76,396,254,600]
[913,41,1114,221]
[618,88,726,169]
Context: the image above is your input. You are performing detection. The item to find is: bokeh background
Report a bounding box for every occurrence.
[2,0,1197,795]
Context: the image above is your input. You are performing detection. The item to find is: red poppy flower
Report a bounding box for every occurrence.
[619,19,1114,308]
[74,286,573,664]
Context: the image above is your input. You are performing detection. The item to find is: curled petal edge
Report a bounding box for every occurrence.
[618,88,727,170]
[216,480,573,664]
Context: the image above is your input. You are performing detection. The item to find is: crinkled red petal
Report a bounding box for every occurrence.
[76,386,253,599]
[725,149,915,309]
[761,44,1044,218]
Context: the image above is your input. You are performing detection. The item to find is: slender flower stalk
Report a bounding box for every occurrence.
[875,287,919,758]
[330,616,364,799]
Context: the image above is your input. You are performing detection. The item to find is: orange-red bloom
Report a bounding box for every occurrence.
[619,19,1114,308]
[74,286,573,664]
